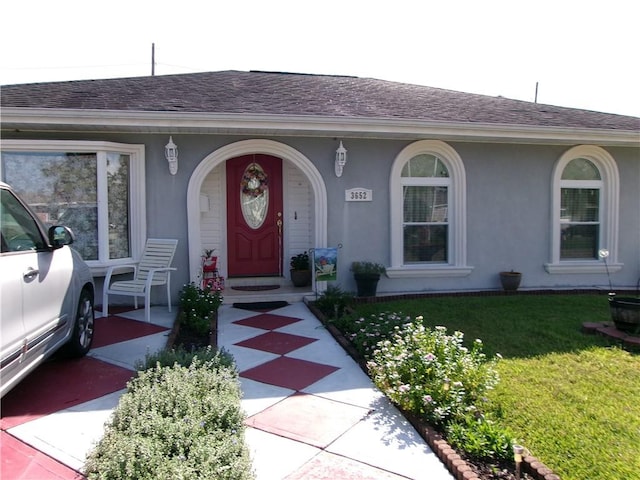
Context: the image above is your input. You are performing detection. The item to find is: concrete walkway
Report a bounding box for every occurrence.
[1,302,453,479]
[219,301,452,479]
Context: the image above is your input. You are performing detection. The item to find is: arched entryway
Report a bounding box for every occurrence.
[186,139,327,283]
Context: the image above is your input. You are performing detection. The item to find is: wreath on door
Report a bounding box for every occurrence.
[241,163,268,197]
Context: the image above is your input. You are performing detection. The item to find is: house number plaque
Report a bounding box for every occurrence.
[345,188,372,202]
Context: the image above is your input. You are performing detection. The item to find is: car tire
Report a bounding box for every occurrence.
[63,289,95,357]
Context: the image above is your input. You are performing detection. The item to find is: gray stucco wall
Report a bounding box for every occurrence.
[4,131,639,301]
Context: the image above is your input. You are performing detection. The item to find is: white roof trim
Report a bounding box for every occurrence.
[2,107,639,146]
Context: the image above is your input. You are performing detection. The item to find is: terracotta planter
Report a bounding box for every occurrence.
[499,271,522,291]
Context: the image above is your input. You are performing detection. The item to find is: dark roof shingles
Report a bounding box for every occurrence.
[2,70,638,130]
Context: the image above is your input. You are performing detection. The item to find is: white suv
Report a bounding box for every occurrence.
[1,182,95,398]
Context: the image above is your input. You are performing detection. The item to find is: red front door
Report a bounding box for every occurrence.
[227,154,283,277]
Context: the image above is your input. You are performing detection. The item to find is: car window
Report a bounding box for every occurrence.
[0,189,47,253]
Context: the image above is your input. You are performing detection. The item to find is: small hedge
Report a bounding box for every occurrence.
[331,310,513,461]
[84,348,254,480]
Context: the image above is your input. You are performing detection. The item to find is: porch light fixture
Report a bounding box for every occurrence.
[335,141,347,177]
[165,136,178,175]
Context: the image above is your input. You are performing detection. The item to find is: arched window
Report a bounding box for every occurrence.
[546,145,621,274]
[388,140,472,278]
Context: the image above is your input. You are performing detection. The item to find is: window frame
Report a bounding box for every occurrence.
[388,140,472,278]
[0,140,146,274]
[546,145,621,274]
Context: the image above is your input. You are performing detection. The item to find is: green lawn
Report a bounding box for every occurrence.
[348,294,640,480]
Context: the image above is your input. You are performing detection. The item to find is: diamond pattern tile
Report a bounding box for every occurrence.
[1,357,133,430]
[246,392,370,448]
[0,431,84,480]
[235,331,317,355]
[234,313,301,330]
[284,451,408,480]
[241,356,339,391]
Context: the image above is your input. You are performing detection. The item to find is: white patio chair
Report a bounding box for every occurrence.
[102,238,178,323]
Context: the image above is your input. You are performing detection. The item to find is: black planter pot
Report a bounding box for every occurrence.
[354,273,381,297]
[290,269,311,287]
[499,271,522,291]
[608,296,640,333]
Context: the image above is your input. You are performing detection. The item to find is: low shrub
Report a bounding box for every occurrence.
[445,413,513,461]
[179,283,223,337]
[331,311,411,357]
[366,316,500,427]
[135,345,234,371]
[357,315,511,461]
[313,284,354,318]
[85,351,253,480]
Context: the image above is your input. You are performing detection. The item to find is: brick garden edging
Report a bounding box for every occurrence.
[305,298,562,480]
[582,321,640,351]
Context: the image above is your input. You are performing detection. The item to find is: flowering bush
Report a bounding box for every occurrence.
[180,283,224,337]
[367,317,500,428]
[335,312,410,357]
[85,352,253,479]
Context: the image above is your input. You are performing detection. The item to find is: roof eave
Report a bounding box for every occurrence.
[1,108,639,146]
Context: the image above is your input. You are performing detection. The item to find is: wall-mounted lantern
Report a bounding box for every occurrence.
[335,141,347,177]
[165,136,178,175]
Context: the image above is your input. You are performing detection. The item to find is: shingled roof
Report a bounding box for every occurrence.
[2,70,638,132]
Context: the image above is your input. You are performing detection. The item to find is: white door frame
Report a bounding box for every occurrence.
[186,139,327,282]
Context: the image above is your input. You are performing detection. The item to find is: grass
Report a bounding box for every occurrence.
[346,294,640,480]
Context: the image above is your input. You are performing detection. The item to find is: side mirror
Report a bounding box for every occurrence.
[48,225,75,248]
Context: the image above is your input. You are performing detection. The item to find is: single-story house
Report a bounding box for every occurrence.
[2,70,639,305]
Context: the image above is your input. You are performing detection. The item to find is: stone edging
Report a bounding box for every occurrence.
[305,300,561,480]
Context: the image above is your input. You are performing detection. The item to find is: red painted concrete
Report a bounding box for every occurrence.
[246,392,369,448]
[0,431,85,480]
[235,331,317,355]
[234,313,301,330]
[241,356,339,391]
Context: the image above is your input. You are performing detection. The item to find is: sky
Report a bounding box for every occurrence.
[2,0,639,118]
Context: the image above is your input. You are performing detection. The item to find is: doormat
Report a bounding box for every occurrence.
[233,301,289,312]
[231,285,280,291]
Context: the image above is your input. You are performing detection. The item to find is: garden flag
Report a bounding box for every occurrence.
[313,247,338,281]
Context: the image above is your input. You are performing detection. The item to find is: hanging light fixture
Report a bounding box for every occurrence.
[335,140,347,177]
[165,136,178,175]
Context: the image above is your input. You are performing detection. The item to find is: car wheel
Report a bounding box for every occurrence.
[63,289,95,357]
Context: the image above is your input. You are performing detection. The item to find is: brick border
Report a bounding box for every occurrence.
[582,321,640,351]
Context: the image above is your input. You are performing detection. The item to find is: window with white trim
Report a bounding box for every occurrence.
[546,145,620,274]
[402,154,450,263]
[388,140,472,278]
[1,141,146,271]
[560,158,601,259]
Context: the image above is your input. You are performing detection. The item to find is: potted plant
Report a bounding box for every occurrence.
[499,270,522,291]
[351,261,386,297]
[600,249,640,333]
[290,251,312,287]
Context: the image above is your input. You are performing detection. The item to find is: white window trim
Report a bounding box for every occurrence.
[388,140,472,279]
[545,145,621,274]
[0,140,146,275]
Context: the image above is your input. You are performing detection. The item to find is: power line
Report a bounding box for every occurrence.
[0,63,146,72]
